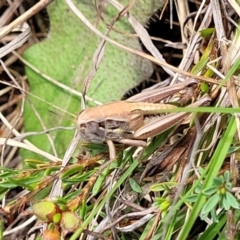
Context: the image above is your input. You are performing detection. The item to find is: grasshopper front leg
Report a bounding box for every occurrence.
[106,139,116,160]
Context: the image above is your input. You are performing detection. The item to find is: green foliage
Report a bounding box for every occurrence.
[154,197,172,211]
[129,178,142,193]
[186,171,239,222]
[199,28,215,37]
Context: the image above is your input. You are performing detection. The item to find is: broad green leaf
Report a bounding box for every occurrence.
[186,194,198,203]
[225,182,232,191]
[202,186,218,196]
[227,146,240,154]
[223,171,230,182]
[201,194,219,216]
[22,1,162,159]
[129,178,142,193]
[222,195,231,210]
[213,177,224,186]
[225,191,239,209]
[195,183,203,193]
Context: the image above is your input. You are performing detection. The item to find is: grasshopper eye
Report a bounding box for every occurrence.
[78,124,87,137]
[78,121,105,143]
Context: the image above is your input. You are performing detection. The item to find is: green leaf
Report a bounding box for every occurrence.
[191,37,214,75]
[62,170,94,184]
[201,194,220,215]
[159,199,171,211]
[213,176,224,186]
[222,195,231,210]
[34,185,52,200]
[219,55,240,87]
[210,208,219,222]
[79,200,87,221]
[224,171,230,182]
[0,182,18,189]
[200,82,209,93]
[61,165,84,179]
[150,182,178,191]
[202,186,219,196]
[139,217,156,240]
[24,158,49,168]
[200,211,209,220]
[225,182,232,191]
[140,128,174,161]
[155,197,167,205]
[7,176,43,189]
[44,167,59,176]
[227,146,240,154]
[225,191,239,209]
[62,189,81,201]
[186,194,199,203]
[198,167,205,175]
[195,184,203,193]
[129,178,142,193]
[22,0,162,160]
[199,28,215,37]
[0,188,10,199]
[92,167,110,196]
[0,168,18,177]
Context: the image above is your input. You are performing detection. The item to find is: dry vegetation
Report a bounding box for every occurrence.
[1,0,240,239]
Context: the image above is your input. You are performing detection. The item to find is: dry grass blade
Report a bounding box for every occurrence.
[0,23,31,58]
[211,0,240,139]
[0,0,53,38]
[109,0,175,77]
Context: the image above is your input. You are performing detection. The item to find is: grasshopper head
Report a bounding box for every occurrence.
[76,108,103,142]
[77,108,130,143]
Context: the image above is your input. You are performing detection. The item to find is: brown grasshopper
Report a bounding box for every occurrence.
[77,79,211,159]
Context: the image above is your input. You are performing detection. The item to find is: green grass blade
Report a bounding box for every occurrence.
[176,116,236,240]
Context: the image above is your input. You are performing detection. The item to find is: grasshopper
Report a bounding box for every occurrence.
[77,79,211,159]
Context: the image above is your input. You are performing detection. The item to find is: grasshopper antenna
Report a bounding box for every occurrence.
[81,93,86,111]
